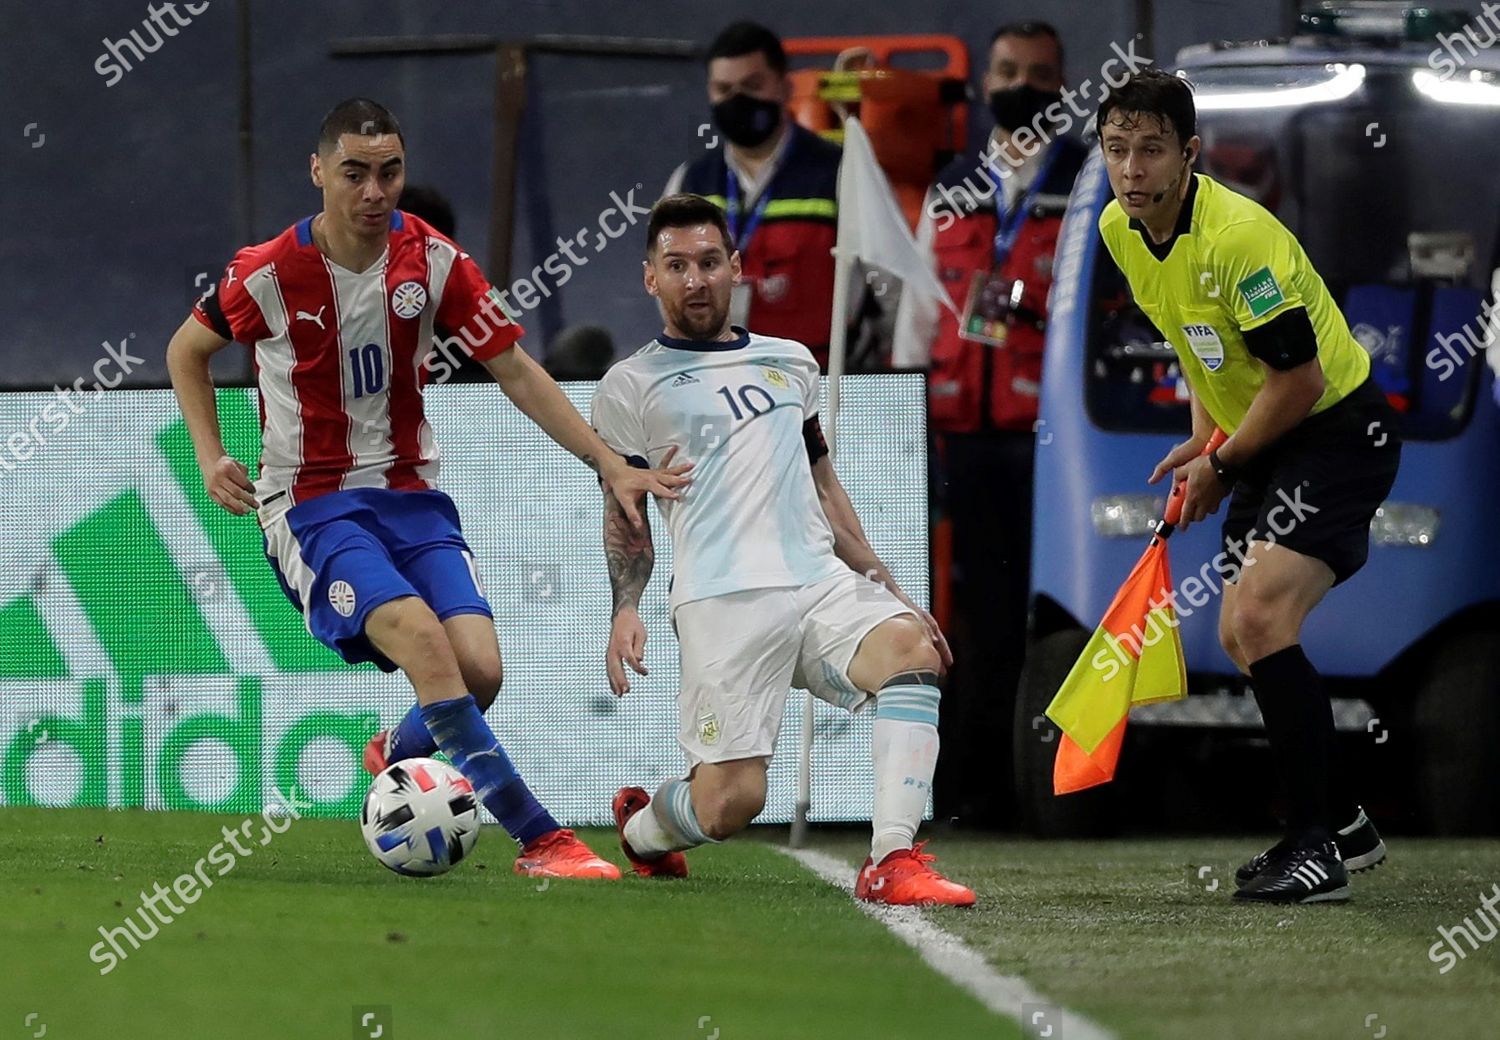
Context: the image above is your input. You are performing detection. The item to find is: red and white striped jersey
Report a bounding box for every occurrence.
[192,211,522,519]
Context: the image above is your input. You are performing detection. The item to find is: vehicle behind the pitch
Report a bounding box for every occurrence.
[1016,11,1500,836]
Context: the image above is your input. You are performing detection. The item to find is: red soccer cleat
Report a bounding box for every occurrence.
[513,829,622,880]
[612,786,689,878]
[854,842,976,907]
[363,729,391,776]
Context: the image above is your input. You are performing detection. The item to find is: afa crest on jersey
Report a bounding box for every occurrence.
[760,366,790,389]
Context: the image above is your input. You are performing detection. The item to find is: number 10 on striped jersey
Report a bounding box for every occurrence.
[348,343,386,399]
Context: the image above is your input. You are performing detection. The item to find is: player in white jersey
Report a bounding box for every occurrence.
[592,195,975,906]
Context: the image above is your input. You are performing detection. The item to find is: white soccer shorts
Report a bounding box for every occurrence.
[671,568,914,767]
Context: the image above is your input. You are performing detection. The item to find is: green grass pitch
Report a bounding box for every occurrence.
[5,808,1499,1039]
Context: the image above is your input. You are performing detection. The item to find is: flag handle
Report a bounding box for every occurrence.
[1154,429,1227,540]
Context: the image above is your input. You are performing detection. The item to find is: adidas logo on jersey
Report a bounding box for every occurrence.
[670,373,700,386]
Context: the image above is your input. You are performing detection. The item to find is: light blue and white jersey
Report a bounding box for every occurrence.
[591,327,847,611]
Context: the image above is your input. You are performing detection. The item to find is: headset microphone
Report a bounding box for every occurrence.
[1151,153,1192,205]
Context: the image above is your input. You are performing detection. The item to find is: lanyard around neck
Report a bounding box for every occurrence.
[987,140,1059,267]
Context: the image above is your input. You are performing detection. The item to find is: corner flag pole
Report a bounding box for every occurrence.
[790,234,855,850]
[790,118,952,847]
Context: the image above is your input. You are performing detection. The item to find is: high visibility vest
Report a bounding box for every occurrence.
[680,124,841,367]
[927,138,1085,432]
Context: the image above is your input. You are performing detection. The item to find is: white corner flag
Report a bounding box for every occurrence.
[824,117,958,438]
[833,116,954,327]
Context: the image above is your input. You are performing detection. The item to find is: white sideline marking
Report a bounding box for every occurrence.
[783,847,1116,1040]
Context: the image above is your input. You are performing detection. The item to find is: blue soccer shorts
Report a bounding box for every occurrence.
[262,487,491,671]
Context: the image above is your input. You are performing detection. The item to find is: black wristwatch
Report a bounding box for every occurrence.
[1208,448,1240,489]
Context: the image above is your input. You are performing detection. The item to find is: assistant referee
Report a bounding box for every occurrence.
[1094,69,1401,904]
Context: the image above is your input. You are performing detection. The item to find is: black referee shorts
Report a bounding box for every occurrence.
[1220,377,1401,586]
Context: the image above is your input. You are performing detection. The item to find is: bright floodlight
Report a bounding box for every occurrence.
[1411,67,1500,107]
[1194,63,1366,111]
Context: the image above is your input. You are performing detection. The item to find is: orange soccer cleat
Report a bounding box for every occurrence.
[854,842,976,907]
[513,829,622,880]
[612,786,689,878]
[363,730,392,776]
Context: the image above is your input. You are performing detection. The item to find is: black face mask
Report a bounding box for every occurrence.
[987,85,1063,133]
[711,93,783,148]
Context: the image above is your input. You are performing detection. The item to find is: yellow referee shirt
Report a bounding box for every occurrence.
[1098,174,1370,434]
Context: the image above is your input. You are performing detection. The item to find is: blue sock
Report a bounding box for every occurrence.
[420,695,560,848]
[386,702,438,763]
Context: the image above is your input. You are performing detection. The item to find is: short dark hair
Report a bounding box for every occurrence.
[1095,68,1197,145]
[318,97,404,153]
[645,194,735,257]
[398,184,456,237]
[706,21,787,76]
[989,20,1065,72]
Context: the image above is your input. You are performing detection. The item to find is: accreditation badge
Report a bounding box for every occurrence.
[1182,322,1226,372]
[958,269,1015,347]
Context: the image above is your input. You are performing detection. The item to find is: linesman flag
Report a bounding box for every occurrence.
[1045,430,1227,794]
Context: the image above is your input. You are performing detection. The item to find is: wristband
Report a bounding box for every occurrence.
[1209,448,1240,489]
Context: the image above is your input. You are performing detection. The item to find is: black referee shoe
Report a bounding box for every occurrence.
[1235,806,1386,888]
[1335,807,1387,874]
[1234,840,1350,904]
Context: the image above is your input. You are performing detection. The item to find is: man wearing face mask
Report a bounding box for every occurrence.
[891,22,1086,825]
[665,21,844,369]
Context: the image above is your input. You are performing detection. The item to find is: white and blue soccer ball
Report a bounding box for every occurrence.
[361,758,480,876]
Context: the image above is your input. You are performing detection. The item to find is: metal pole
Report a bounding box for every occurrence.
[790,231,854,850]
[488,44,527,290]
[329,34,699,60]
[1134,0,1155,63]
[236,0,255,382]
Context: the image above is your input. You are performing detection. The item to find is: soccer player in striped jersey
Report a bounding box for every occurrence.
[165,98,689,879]
[591,194,975,906]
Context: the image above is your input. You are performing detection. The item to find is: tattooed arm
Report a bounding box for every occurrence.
[604,480,656,696]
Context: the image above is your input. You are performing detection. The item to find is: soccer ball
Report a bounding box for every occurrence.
[361,758,480,876]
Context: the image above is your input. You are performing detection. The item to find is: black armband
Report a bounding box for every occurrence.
[197,286,232,340]
[803,415,829,465]
[1241,306,1317,371]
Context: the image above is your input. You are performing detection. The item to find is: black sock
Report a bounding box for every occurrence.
[1249,644,1335,844]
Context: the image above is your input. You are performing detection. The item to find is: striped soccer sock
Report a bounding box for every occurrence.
[625,778,718,856]
[870,672,941,865]
[420,695,561,848]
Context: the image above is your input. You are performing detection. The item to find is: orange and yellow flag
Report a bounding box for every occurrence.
[1044,541,1186,793]
[1043,429,1225,795]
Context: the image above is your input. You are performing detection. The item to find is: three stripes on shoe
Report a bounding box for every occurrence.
[1290,857,1331,891]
